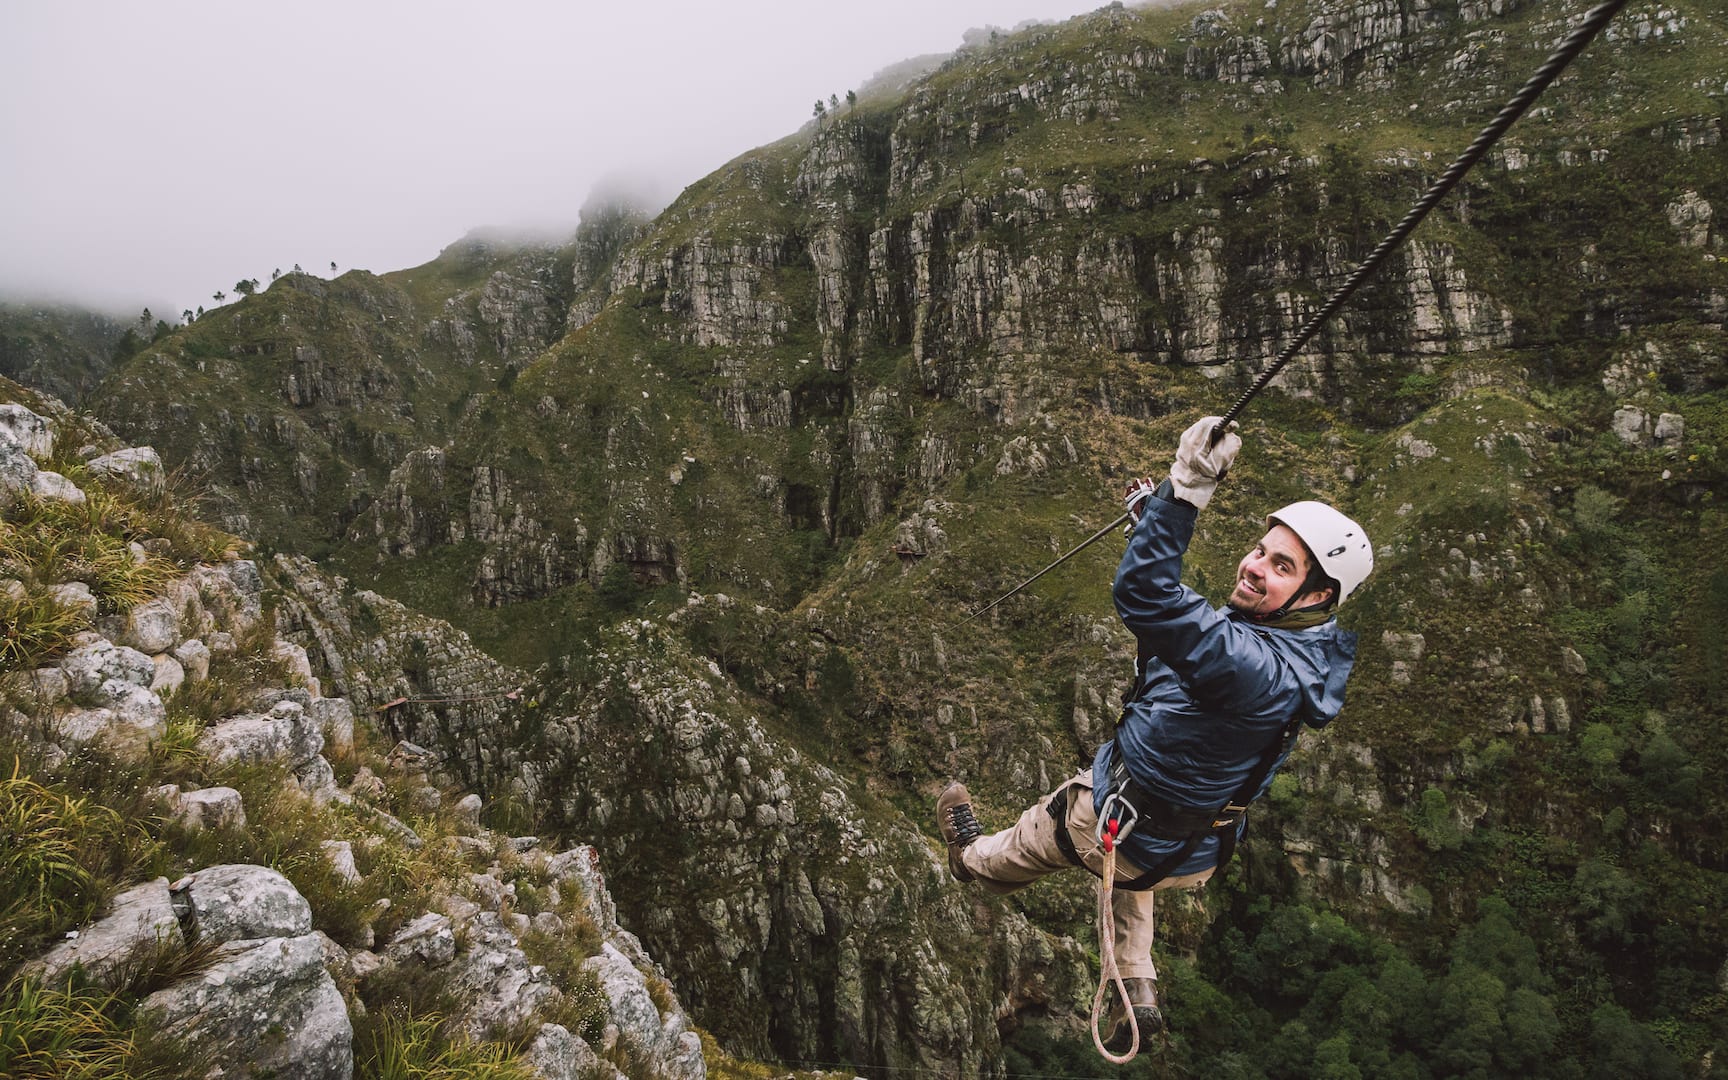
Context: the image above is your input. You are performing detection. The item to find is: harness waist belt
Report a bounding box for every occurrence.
[1047,785,1201,892]
[1105,755,1242,841]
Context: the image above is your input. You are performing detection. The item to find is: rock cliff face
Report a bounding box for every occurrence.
[81,0,1723,619]
[430,251,567,368]
[255,561,1108,1078]
[517,612,1092,1074]
[356,447,587,605]
[342,0,1716,617]
[566,195,657,332]
[85,235,583,551]
[269,551,530,797]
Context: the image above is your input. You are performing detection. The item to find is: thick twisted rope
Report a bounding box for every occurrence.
[965,0,1632,622]
[1089,843,1142,1065]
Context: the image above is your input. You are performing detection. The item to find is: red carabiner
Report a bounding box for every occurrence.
[1103,817,1119,853]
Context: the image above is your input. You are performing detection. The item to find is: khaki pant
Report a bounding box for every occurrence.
[960,770,1213,980]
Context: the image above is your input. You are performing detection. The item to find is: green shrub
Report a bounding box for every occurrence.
[0,932,217,1080]
[517,905,604,995]
[149,760,393,950]
[1570,484,1625,547]
[0,589,89,669]
[0,490,178,613]
[532,969,609,1047]
[1410,787,1464,852]
[0,482,199,668]
[595,563,638,610]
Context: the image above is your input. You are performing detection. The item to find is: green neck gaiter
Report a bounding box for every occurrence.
[1255,606,1335,631]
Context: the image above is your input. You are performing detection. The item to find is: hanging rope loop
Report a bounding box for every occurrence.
[1090,844,1142,1065]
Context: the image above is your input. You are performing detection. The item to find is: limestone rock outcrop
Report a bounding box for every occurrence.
[140,866,351,1080]
[519,619,1091,1074]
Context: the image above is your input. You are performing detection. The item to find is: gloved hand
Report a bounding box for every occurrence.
[1168,417,1241,510]
[1123,477,1156,524]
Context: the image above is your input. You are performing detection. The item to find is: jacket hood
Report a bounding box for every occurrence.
[1255,616,1358,729]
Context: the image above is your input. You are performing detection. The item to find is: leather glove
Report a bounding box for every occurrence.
[1123,477,1156,524]
[1168,417,1241,510]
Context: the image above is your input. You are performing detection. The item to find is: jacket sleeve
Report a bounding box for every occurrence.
[1112,490,1288,711]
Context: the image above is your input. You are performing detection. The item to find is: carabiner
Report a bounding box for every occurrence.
[1097,791,1138,851]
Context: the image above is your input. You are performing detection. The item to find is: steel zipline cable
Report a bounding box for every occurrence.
[1209,0,1631,440]
[965,0,1629,625]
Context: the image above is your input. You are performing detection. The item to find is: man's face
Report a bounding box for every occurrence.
[1229,524,1318,616]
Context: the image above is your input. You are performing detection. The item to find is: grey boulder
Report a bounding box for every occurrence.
[120,596,185,655]
[29,878,182,987]
[0,403,54,457]
[168,787,248,832]
[442,911,558,1041]
[54,684,166,757]
[177,864,312,944]
[86,446,164,492]
[527,1023,619,1080]
[141,932,351,1080]
[197,700,324,770]
[61,640,156,706]
[0,439,37,500]
[585,942,704,1075]
[30,469,85,505]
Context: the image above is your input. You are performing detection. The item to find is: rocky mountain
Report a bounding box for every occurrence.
[85,201,652,556]
[15,0,1728,1075]
[0,301,132,406]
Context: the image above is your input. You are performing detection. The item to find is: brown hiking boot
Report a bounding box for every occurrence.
[936,782,983,883]
[1102,977,1165,1053]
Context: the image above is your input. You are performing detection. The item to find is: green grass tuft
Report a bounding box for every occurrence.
[0,756,158,976]
[0,935,217,1080]
[352,1009,537,1080]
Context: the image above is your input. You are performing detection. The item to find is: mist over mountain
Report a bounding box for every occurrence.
[0,301,134,406]
[0,1,1110,319]
[5,0,1725,1076]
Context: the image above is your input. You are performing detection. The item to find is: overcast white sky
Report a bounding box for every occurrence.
[0,0,1111,318]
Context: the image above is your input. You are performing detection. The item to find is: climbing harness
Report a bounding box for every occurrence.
[1074,718,1303,1062]
[964,0,1630,623]
[1049,717,1301,893]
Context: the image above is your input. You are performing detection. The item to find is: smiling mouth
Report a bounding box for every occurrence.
[1236,577,1264,597]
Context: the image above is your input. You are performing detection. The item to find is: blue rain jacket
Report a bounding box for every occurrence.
[1092,489,1357,877]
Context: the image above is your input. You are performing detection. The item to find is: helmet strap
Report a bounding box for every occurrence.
[1252,547,1338,626]
[1253,600,1335,631]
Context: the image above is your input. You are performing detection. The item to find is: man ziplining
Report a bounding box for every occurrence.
[938,416,1373,1056]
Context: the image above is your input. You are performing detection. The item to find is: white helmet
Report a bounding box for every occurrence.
[1267,501,1373,605]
